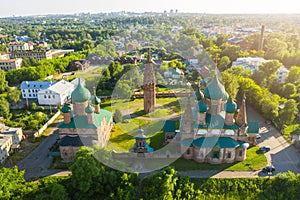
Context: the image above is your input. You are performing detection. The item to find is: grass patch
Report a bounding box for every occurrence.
[171,146,267,171]
[149,131,165,150]
[49,156,72,170]
[133,108,170,118]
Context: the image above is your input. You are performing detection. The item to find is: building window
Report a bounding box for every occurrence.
[44,95,46,99]
[28,89,31,92]
[29,94,31,97]
[53,95,55,98]
[48,95,51,99]
[227,152,231,158]
[239,150,243,157]
[186,148,190,155]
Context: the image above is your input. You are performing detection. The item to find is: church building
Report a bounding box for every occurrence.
[58,80,113,161]
[180,75,257,164]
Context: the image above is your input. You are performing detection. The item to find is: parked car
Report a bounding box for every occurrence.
[259,146,271,152]
[262,166,275,173]
[256,134,261,139]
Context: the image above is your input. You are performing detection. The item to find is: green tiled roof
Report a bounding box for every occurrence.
[59,135,94,147]
[92,96,101,105]
[194,88,204,101]
[204,75,228,100]
[85,104,95,113]
[61,103,71,113]
[71,80,91,103]
[238,140,249,149]
[197,100,208,113]
[58,108,112,129]
[164,120,176,133]
[225,98,237,113]
[247,121,259,134]
[191,136,239,148]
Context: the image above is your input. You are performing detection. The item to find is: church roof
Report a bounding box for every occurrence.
[163,120,176,133]
[204,75,228,100]
[59,135,94,147]
[225,98,237,113]
[92,96,101,105]
[247,122,259,134]
[61,103,71,113]
[58,108,112,129]
[85,104,95,113]
[181,136,241,148]
[71,79,91,103]
[194,113,240,130]
[194,87,204,101]
[196,100,208,113]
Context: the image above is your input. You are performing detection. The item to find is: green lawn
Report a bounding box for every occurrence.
[101,97,182,114]
[106,119,165,152]
[171,146,267,171]
[133,108,170,118]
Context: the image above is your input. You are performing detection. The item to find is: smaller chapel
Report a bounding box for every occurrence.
[58,80,113,161]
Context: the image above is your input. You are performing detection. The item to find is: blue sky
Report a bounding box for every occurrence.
[0,0,299,17]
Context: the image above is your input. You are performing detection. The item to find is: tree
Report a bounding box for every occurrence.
[218,56,231,71]
[0,69,8,93]
[7,87,21,104]
[221,71,239,99]
[286,66,300,84]
[114,109,123,123]
[265,38,288,61]
[31,102,37,110]
[278,99,298,125]
[281,83,297,98]
[0,97,10,119]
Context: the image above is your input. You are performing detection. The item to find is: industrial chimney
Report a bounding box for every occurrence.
[258,25,265,51]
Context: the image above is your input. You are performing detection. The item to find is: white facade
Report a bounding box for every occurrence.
[0,58,22,71]
[20,81,53,99]
[38,80,75,106]
[0,134,12,164]
[276,66,290,84]
[9,42,33,52]
[0,52,9,60]
[232,57,269,72]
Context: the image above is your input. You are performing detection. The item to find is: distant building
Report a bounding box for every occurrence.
[10,50,52,61]
[0,52,10,60]
[276,66,290,84]
[0,123,23,164]
[0,58,22,71]
[37,80,75,106]
[164,68,184,79]
[232,57,268,72]
[20,81,53,99]
[68,59,90,71]
[9,41,33,52]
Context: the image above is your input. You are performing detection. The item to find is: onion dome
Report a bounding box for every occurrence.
[85,104,95,113]
[61,103,71,113]
[199,78,207,88]
[225,98,237,113]
[194,87,204,101]
[204,75,228,100]
[197,100,208,113]
[92,95,101,105]
[136,127,146,139]
[71,80,91,103]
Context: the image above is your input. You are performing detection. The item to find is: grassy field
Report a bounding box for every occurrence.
[77,66,106,91]
[101,97,182,114]
[133,108,171,118]
[171,146,267,171]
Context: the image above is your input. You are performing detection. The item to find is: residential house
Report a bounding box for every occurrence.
[0,134,12,164]
[37,80,75,106]
[20,81,53,99]
[0,58,22,70]
[0,52,9,60]
[276,66,290,84]
[10,50,52,61]
[68,59,90,71]
[232,57,268,72]
[164,68,184,79]
[9,41,33,52]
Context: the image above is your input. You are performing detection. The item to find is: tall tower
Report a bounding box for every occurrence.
[258,25,265,51]
[143,48,156,113]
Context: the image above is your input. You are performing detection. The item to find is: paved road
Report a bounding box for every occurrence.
[247,106,300,175]
[16,130,62,180]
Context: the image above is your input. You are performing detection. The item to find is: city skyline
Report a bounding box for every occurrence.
[1,0,299,17]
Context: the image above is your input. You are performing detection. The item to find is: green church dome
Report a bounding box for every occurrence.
[225,98,237,113]
[92,96,101,105]
[197,100,208,113]
[204,76,228,100]
[71,80,91,103]
[61,103,71,113]
[85,104,95,113]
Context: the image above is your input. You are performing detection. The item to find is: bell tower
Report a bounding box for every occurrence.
[143,48,156,113]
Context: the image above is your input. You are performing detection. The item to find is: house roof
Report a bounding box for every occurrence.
[181,136,241,149]
[164,120,176,133]
[20,81,53,90]
[43,80,74,94]
[58,108,112,129]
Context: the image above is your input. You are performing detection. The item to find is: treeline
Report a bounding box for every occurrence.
[5,52,85,86]
[1,148,300,199]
